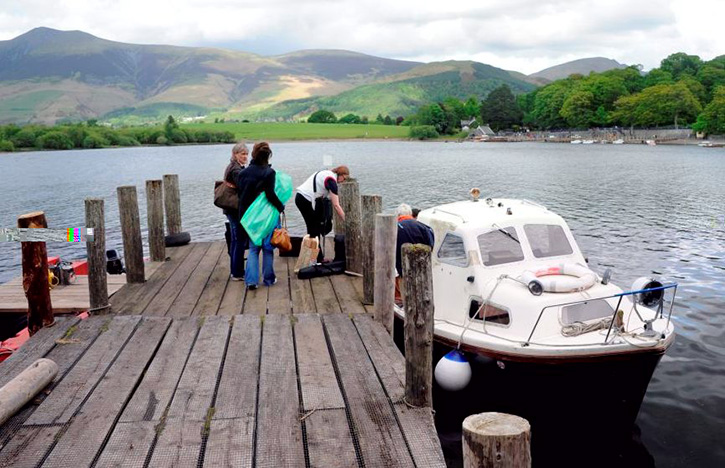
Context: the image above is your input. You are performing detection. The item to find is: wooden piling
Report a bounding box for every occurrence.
[117,186,145,283]
[373,213,397,334]
[0,359,59,426]
[84,198,109,313]
[163,174,182,235]
[340,179,362,274]
[401,243,434,408]
[333,207,345,236]
[462,412,531,468]
[361,195,382,304]
[18,211,54,335]
[146,180,165,262]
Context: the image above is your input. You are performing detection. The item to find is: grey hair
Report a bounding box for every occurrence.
[396,203,413,217]
[232,141,249,154]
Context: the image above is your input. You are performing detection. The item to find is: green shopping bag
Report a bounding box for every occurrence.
[241,171,293,246]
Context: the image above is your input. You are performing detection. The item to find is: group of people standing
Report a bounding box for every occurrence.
[222,141,351,288]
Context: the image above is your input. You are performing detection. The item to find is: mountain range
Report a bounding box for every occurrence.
[0,28,626,124]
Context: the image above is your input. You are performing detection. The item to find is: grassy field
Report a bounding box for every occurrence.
[182,122,409,141]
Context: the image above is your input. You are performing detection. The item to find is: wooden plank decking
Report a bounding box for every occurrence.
[0,313,445,468]
[0,240,445,467]
[110,241,373,317]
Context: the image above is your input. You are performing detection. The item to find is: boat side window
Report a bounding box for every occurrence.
[469,299,510,325]
[437,233,468,267]
[524,224,573,258]
[477,227,525,266]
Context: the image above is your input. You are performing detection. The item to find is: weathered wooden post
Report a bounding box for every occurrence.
[361,195,382,304]
[340,178,362,274]
[85,198,109,313]
[401,243,434,408]
[146,179,165,262]
[0,358,58,426]
[18,212,54,335]
[333,207,345,236]
[462,412,531,468]
[163,174,182,235]
[373,213,397,334]
[117,186,145,283]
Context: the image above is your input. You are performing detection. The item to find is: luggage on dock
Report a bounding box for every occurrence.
[297,260,346,279]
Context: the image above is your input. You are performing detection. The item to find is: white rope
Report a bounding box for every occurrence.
[456,275,507,349]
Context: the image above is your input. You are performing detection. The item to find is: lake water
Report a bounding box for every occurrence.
[1,142,723,467]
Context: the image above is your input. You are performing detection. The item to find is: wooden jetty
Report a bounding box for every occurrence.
[0,176,447,467]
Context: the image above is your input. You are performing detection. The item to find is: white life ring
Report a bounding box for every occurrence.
[521,264,597,293]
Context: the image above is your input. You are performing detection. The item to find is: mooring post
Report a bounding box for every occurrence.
[361,195,382,304]
[17,211,54,335]
[117,186,145,283]
[373,213,397,334]
[340,178,362,274]
[146,179,165,262]
[0,358,59,426]
[462,412,531,468]
[85,198,109,313]
[401,243,434,408]
[333,205,345,236]
[163,174,182,235]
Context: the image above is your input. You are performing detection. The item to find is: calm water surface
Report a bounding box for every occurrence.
[0,142,723,467]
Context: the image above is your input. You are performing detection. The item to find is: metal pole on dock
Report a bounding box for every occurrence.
[85,198,109,313]
[117,186,145,283]
[340,179,362,274]
[373,213,397,334]
[18,211,54,335]
[145,180,165,262]
[462,412,531,468]
[361,194,382,304]
[401,243,434,408]
[163,174,182,235]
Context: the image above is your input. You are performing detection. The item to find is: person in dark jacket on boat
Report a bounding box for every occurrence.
[223,141,249,281]
[235,142,285,289]
[395,203,434,303]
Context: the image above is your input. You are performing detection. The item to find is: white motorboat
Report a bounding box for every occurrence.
[646,139,656,146]
[570,139,582,144]
[698,141,714,147]
[612,138,624,144]
[393,195,676,432]
[582,139,595,144]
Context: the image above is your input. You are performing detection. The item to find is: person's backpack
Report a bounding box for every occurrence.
[313,171,334,236]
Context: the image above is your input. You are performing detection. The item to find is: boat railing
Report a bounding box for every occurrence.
[523,283,678,347]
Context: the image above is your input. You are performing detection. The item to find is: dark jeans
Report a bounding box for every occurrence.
[226,214,247,278]
[295,193,325,262]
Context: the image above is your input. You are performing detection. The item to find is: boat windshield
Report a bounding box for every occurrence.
[524,224,573,258]
[478,227,525,266]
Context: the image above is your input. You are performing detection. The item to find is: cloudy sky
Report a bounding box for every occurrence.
[1,0,724,74]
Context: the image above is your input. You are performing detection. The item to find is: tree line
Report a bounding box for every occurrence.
[0,116,236,152]
[306,109,403,125]
[407,52,725,139]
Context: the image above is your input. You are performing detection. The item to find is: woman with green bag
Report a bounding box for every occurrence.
[235,142,285,290]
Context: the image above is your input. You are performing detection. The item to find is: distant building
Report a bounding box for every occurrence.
[460,117,478,131]
[469,125,495,139]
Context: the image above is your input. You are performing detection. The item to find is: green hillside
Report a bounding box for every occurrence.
[249,61,536,120]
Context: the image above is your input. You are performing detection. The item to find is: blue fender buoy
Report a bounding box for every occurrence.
[434,350,472,391]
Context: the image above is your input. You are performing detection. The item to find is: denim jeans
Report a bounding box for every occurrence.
[226,214,246,278]
[245,231,276,286]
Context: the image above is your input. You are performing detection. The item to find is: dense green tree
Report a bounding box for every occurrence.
[338,113,362,124]
[37,131,74,150]
[375,114,385,124]
[82,134,108,149]
[677,76,706,106]
[481,84,524,131]
[0,140,14,152]
[383,115,393,125]
[660,52,703,80]
[613,82,702,127]
[463,97,481,120]
[307,110,337,123]
[693,86,725,134]
[643,69,674,88]
[560,90,595,128]
[11,128,38,148]
[164,115,179,139]
[697,58,725,98]
[409,125,439,140]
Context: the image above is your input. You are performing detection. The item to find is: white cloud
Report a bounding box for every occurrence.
[0,0,723,74]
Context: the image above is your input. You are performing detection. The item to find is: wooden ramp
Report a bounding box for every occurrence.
[0,313,445,468]
[110,241,372,317]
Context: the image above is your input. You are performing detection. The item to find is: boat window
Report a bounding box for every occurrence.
[437,233,467,267]
[524,224,573,258]
[477,227,525,266]
[469,299,510,325]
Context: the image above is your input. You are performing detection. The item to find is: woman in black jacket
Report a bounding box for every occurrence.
[235,142,284,289]
[223,142,249,280]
